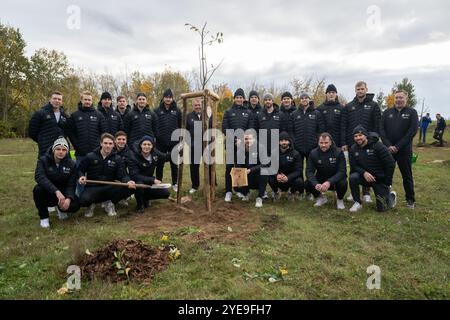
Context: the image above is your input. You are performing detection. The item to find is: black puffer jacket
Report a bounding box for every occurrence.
[78,147,130,183]
[123,105,158,145]
[345,94,381,146]
[280,103,296,117]
[128,142,169,185]
[97,104,123,136]
[117,105,131,121]
[34,147,77,199]
[155,100,182,149]
[115,144,133,169]
[66,103,107,156]
[277,137,303,182]
[254,107,289,150]
[349,132,395,185]
[307,143,347,186]
[380,106,418,153]
[289,103,326,154]
[222,104,251,133]
[28,103,69,156]
[248,103,262,129]
[317,100,347,147]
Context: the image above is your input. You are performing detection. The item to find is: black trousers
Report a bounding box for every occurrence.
[135,188,170,207]
[190,146,201,189]
[156,144,178,185]
[305,178,347,200]
[235,170,267,198]
[433,129,445,146]
[297,150,309,194]
[393,150,415,202]
[33,185,80,219]
[268,175,304,193]
[349,172,394,212]
[79,185,133,207]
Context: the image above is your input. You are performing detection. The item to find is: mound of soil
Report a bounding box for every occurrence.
[78,239,170,283]
[131,199,263,243]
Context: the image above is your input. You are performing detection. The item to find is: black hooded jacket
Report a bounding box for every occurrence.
[128,142,169,185]
[28,103,69,157]
[78,147,130,183]
[289,102,326,154]
[155,100,182,149]
[349,132,395,185]
[345,94,381,146]
[317,99,347,147]
[307,143,347,186]
[66,103,108,156]
[97,104,123,136]
[123,105,158,145]
[380,106,418,153]
[34,147,77,199]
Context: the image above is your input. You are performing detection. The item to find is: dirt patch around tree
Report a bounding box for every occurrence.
[130,198,265,243]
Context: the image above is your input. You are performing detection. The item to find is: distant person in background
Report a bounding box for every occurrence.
[28,91,69,157]
[434,114,447,147]
[420,113,432,144]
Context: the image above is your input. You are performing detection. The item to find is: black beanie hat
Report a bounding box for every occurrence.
[139,135,155,147]
[163,88,173,98]
[326,84,338,94]
[352,125,368,137]
[279,131,290,141]
[100,91,112,101]
[249,90,259,99]
[234,88,245,99]
[136,92,147,99]
[281,91,293,99]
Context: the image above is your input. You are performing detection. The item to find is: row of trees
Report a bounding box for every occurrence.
[1,22,418,138]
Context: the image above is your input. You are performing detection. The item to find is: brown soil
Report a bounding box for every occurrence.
[130,198,262,243]
[78,239,170,283]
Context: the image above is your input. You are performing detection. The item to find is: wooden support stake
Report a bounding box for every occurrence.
[210,99,217,202]
[202,92,212,213]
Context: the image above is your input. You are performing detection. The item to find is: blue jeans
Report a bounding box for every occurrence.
[420,127,428,143]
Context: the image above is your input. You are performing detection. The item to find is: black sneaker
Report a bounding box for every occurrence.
[135,205,145,214]
[406,200,415,209]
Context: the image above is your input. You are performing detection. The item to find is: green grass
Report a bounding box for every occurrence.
[0,131,449,300]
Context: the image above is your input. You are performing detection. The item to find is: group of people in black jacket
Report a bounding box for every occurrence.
[29,80,420,228]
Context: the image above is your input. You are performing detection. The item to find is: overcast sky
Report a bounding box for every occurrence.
[1,0,449,116]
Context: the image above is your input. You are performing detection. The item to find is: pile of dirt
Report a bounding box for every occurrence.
[131,198,263,243]
[78,239,170,283]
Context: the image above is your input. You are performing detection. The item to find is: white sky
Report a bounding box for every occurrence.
[1,0,449,117]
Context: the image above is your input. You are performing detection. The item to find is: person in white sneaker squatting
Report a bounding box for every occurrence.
[33,137,80,228]
[348,125,397,213]
[306,132,347,209]
[78,133,136,217]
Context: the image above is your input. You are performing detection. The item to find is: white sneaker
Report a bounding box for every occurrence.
[346,194,354,201]
[337,199,345,210]
[363,195,373,203]
[262,191,269,199]
[84,204,95,218]
[101,201,106,208]
[241,194,250,201]
[349,202,363,212]
[255,197,263,208]
[307,193,314,201]
[57,208,68,220]
[172,184,178,192]
[40,218,50,228]
[236,192,244,199]
[314,195,328,207]
[189,188,197,194]
[105,201,117,216]
[48,206,56,212]
[224,192,232,202]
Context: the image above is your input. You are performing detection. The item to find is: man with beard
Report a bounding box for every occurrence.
[306,133,347,209]
[155,89,182,192]
[348,125,397,213]
[317,84,347,149]
[116,95,131,121]
[380,90,418,209]
[248,90,262,129]
[280,91,296,117]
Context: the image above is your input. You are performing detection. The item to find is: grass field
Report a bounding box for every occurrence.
[0,131,449,300]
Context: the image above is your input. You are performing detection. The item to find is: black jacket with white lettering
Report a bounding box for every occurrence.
[317,99,347,147]
[349,132,395,185]
[28,103,69,157]
[277,138,303,182]
[35,147,77,199]
[66,103,108,156]
[307,144,347,186]
[345,94,381,146]
[78,147,130,183]
[380,106,418,153]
